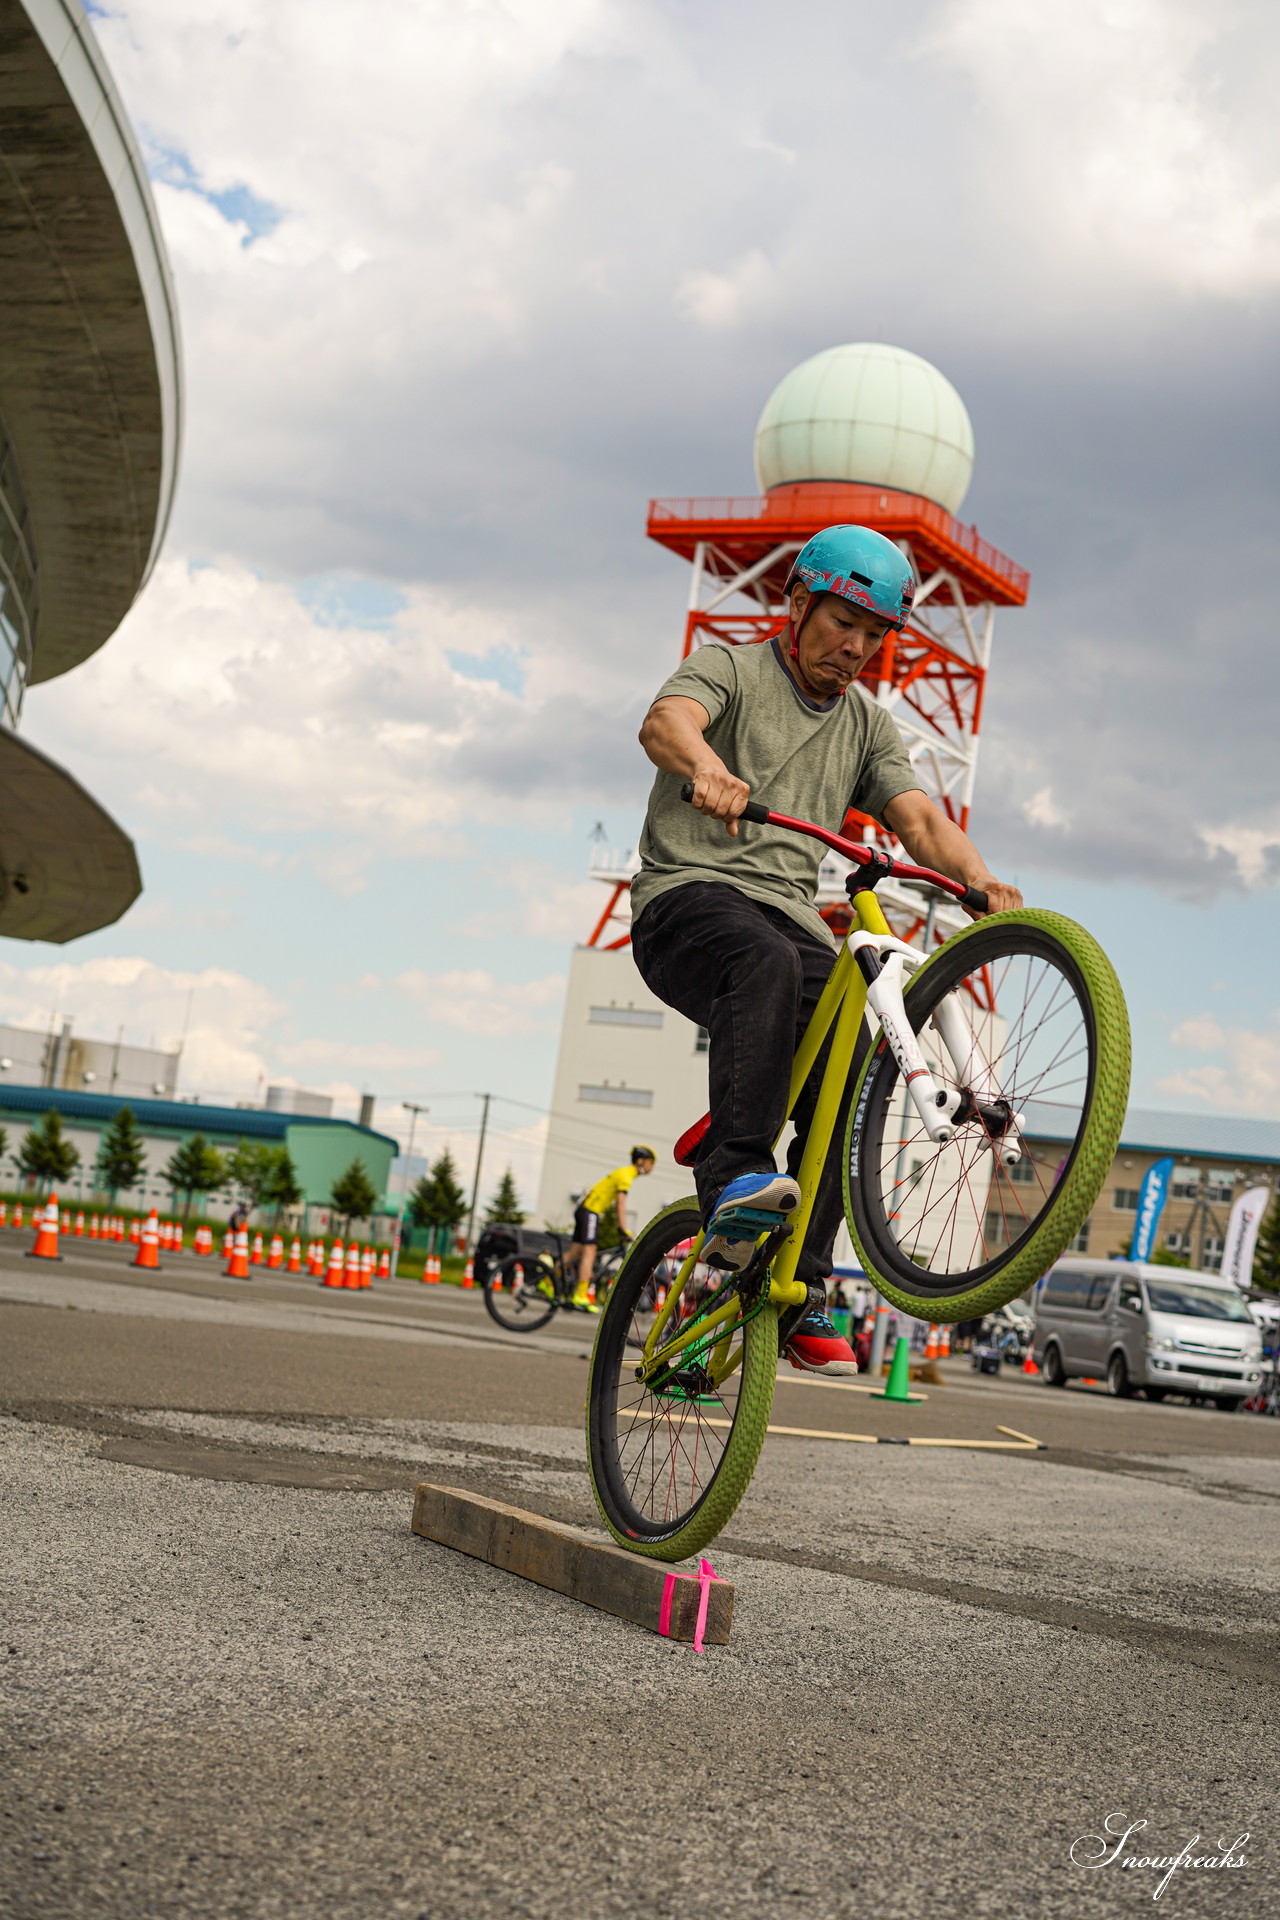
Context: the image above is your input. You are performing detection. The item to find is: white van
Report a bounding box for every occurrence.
[1033,1258,1265,1410]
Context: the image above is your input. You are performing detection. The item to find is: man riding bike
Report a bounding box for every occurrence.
[564,1146,656,1305]
[630,524,1022,1376]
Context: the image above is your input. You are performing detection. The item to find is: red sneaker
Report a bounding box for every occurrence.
[784,1304,859,1377]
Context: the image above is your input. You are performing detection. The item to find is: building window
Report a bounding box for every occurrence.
[694,1026,709,1054]
[1068,1220,1091,1253]
[1113,1189,1141,1212]
[588,1005,663,1028]
[579,1084,653,1108]
[1008,1156,1036,1185]
[984,1212,1012,1249]
[1165,1231,1188,1253]
[1202,1235,1225,1273]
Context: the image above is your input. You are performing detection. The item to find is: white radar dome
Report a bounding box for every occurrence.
[753,342,975,516]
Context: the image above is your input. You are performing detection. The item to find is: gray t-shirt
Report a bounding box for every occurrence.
[630,639,920,948]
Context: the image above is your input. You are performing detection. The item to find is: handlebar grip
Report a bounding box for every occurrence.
[678,780,771,826]
[960,884,989,914]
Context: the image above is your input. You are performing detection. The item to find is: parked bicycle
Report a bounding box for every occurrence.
[586,790,1130,1560]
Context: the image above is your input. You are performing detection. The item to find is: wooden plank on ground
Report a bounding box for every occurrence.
[410,1483,733,1644]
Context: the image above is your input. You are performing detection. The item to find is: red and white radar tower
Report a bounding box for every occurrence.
[586,342,1029,949]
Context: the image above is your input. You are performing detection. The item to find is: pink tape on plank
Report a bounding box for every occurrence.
[657,1560,724,1649]
[693,1557,725,1652]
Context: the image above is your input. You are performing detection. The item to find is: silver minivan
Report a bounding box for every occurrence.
[1033,1258,1265,1410]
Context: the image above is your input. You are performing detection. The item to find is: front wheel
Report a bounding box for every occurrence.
[1106,1352,1131,1398]
[845,910,1130,1324]
[483,1255,558,1332]
[586,1199,778,1562]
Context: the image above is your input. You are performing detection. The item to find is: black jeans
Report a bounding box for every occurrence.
[631,881,865,1288]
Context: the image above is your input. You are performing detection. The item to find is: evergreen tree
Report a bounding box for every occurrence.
[331,1157,377,1227]
[19,1110,80,1191]
[262,1147,302,1220]
[1253,1193,1280,1295]
[97,1105,145,1199]
[164,1134,227,1221]
[484,1167,525,1225]
[227,1139,274,1212]
[408,1149,468,1240]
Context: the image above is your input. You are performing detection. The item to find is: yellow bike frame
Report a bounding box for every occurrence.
[639,887,892,1382]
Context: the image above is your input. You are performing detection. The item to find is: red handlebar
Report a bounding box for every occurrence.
[679,785,988,914]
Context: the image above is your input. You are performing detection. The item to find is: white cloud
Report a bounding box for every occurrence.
[1155,1011,1280,1113]
[25,556,646,880]
[675,249,777,330]
[391,968,566,1038]
[1022,785,1069,830]
[0,955,282,1099]
[927,0,1280,295]
[1198,821,1280,887]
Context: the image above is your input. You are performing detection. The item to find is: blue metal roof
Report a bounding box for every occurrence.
[1022,1102,1280,1166]
[0,1082,398,1151]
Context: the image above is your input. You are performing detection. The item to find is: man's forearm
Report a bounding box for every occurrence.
[896,810,994,888]
[883,791,1022,913]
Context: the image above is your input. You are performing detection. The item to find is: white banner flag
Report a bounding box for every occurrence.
[1221,1186,1271,1288]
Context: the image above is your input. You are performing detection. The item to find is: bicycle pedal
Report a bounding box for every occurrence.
[706,1205,788,1241]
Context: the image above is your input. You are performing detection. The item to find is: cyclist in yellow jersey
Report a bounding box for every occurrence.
[565,1146,656,1303]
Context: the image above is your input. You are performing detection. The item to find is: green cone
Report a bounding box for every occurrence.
[872,1335,912,1402]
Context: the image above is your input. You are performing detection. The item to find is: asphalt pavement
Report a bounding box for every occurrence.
[1,1231,1277,1918]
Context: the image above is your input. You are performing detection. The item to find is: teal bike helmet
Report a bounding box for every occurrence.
[784,524,915,633]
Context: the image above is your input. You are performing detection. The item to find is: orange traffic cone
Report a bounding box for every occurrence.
[425,1253,441,1284]
[323,1239,345,1287]
[128,1216,140,1245]
[222,1229,233,1258]
[462,1257,474,1289]
[286,1238,302,1273]
[27,1193,61,1261]
[132,1209,161,1270]
[343,1243,361,1288]
[250,1232,264,1266]
[1022,1345,1039,1376]
[224,1226,249,1280]
[0,1202,7,1227]
[195,1226,211,1255]
[377,1249,390,1280]
[61,1210,70,1232]
[88,1213,99,1239]
[359,1246,373,1287]
[14,1204,23,1229]
[939,1325,951,1359]
[115,1216,125,1242]
[924,1324,940,1361]
[266,1234,284,1270]
[308,1241,325,1278]
[74,1211,85,1238]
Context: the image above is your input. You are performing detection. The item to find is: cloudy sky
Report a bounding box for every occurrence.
[10,0,1280,1200]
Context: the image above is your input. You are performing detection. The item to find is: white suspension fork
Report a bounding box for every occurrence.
[849,935,960,1145]
[932,990,1025,1167]
[849,932,1025,1163]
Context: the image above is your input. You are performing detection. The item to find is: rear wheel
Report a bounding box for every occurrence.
[483,1255,558,1333]
[586,1200,778,1562]
[1041,1342,1067,1388]
[1107,1351,1131,1398]
[845,911,1129,1323]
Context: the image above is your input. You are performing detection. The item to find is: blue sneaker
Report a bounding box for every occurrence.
[703,1171,801,1271]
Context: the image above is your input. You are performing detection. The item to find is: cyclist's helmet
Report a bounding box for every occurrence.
[631,1145,656,1164]
[784,524,915,634]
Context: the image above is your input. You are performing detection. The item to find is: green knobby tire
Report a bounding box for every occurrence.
[844,909,1130,1322]
[586,1198,779,1562]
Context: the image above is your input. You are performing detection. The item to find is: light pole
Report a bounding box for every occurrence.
[464,1092,492,1255]
[392,1100,428,1279]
